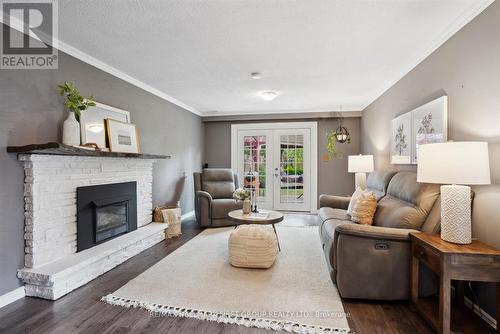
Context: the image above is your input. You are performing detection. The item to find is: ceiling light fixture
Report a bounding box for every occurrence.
[260,91,278,101]
[250,72,261,79]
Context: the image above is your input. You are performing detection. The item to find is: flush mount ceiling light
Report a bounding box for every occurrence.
[250,72,261,79]
[260,91,279,101]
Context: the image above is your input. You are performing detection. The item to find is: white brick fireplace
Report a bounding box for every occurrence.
[15,153,168,300]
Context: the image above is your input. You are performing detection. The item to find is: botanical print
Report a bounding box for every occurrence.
[394,124,408,155]
[412,96,447,164]
[391,113,412,164]
[418,113,435,135]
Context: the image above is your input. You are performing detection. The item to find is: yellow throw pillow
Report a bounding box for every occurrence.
[350,191,377,225]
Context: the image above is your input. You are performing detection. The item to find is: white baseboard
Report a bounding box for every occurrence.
[0,287,25,309]
[181,210,195,221]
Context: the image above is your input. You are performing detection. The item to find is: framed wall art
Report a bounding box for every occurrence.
[391,112,412,164]
[80,102,130,149]
[106,119,140,153]
[411,96,448,164]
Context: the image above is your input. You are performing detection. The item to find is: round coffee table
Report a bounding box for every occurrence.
[228,210,284,250]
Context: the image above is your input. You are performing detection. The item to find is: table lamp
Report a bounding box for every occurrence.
[348,154,374,190]
[417,142,490,244]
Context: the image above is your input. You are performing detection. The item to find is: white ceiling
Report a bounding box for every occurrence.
[56,0,493,116]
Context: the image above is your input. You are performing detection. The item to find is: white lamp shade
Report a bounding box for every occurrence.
[417,142,490,185]
[348,155,374,173]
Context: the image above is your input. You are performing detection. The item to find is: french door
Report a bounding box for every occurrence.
[231,123,317,212]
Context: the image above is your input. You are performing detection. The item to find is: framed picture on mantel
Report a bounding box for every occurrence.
[80,102,130,149]
[106,119,140,153]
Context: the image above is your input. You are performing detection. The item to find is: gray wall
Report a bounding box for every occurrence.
[0,50,203,295]
[361,1,499,318]
[204,117,361,202]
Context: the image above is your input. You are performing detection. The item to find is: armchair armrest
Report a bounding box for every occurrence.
[196,190,213,202]
[319,194,351,209]
[335,223,419,241]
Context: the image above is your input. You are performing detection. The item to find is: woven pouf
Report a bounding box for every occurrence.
[228,225,278,269]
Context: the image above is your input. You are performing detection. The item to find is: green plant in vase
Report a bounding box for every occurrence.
[58,81,96,146]
[58,81,96,119]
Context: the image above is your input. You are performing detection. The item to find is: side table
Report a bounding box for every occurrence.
[410,232,500,334]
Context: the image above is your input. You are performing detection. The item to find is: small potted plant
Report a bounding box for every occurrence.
[58,81,96,146]
[233,188,251,214]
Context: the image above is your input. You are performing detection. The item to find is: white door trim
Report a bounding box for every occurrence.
[231,122,318,213]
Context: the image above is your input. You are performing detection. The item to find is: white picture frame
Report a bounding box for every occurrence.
[80,102,131,149]
[411,96,448,164]
[391,112,412,164]
[106,119,140,154]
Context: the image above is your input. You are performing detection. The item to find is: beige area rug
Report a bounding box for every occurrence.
[102,226,350,333]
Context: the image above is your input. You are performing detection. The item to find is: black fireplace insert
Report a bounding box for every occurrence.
[77,181,137,252]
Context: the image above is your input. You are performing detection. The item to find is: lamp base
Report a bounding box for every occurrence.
[354,173,367,190]
[440,185,472,244]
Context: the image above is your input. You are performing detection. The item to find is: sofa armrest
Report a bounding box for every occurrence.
[319,194,351,209]
[335,223,419,241]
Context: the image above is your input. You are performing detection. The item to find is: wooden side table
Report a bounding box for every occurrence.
[410,232,500,334]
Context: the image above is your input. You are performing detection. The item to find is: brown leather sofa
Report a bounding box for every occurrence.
[319,171,441,300]
[194,169,243,227]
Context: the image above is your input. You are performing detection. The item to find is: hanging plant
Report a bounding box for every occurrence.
[325,111,352,159]
[58,81,96,120]
[326,130,342,159]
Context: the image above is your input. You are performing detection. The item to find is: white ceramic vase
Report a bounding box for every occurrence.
[62,111,80,146]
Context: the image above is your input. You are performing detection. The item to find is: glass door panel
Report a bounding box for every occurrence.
[273,129,310,211]
[236,130,273,209]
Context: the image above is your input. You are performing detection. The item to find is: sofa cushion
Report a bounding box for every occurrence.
[374,172,440,230]
[211,198,242,219]
[319,207,351,223]
[202,169,236,199]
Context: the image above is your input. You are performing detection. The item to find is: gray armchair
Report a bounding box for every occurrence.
[319,171,441,300]
[194,169,243,227]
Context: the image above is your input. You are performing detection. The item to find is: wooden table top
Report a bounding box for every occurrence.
[410,232,500,256]
[228,210,284,225]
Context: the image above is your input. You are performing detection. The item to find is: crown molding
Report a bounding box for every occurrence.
[0,13,201,116]
[56,40,202,116]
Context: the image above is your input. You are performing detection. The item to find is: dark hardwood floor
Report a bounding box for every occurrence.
[0,214,494,334]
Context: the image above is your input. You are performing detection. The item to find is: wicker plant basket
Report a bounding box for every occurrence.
[153,205,178,223]
[162,206,182,239]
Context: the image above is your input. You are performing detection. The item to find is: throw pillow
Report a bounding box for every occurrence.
[347,187,364,216]
[350,191,377,225]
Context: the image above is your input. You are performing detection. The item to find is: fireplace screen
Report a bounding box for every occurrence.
[95,201,129,243]
[77,182,137,252]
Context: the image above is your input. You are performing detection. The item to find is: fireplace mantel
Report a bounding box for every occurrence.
[7,142,171,159]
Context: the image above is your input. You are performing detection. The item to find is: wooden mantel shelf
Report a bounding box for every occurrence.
[7,142,170,160]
